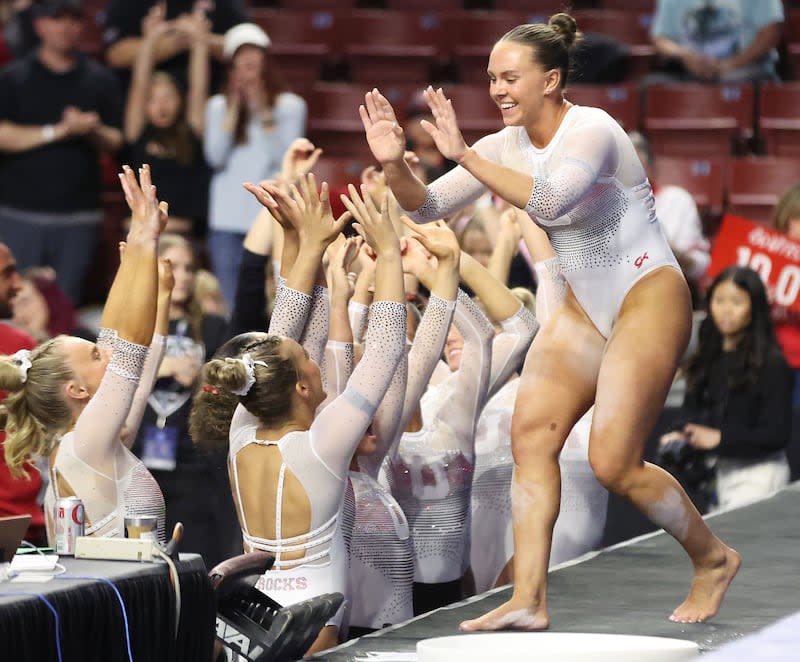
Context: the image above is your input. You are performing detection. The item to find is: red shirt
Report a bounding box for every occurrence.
[0,323,44,540]
[773,306,800,369]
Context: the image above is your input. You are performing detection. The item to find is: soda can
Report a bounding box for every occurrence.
[55,496,85,555]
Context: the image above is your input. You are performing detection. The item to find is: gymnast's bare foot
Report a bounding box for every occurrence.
[459,597,549,632]
[670,545,741,624]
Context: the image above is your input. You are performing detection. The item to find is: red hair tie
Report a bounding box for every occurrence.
[202,384,219,395]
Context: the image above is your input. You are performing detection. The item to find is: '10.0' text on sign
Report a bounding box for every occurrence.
[708,214,800,312]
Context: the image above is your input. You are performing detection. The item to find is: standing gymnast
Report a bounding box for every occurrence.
[360,12,739,628]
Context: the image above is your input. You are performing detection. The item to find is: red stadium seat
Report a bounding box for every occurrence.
[278,0,355,8]
[564,83,640,131]
[341,11,448,85]
[441,84,504,145]
[385,0,462,9]
[311,157,371,190]
[251,9,340,85]
[450,11,528,84]
[644,84,755,157]
[307,83,418,159]
[600,0,656,10]
[726,157,800,225]
[758,83,800,157]
[654,156,726,218]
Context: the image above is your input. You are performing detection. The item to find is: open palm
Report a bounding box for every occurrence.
[360,89,406,165]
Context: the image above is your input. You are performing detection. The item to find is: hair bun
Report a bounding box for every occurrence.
[548,12,579,49]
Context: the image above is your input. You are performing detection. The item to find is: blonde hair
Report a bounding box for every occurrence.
[194,269,227,314]
[0,338,75,478]
[772,182,800,234]
[510,286,536,313]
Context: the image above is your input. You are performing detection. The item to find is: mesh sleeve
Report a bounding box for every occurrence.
[360,350,408,479]
[348,301,369,345]
[121,334,167,448]
[299,285,329,366]
[72,336,148,463]
[400,293,456,432]
[488,305,538,397]
[97,327,117,350]
[525,123,614,221]
[318,340,354,413]
[310,301,407,480]
[445,291,494,449]
[268,285,312,340]
[107,336,149,382]
[406,131,505,223]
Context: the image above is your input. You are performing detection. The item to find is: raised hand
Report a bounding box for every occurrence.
[401,216,460,264]
[282,138,323,185]
[420,86,469,163]
[293,173,352,248]
[119,164,168,240]
[157,256,175,298]
[142,2,170,41]
[329,236,362,302]
[340,184,399,256]
[360,88,406,165]
[243,180,302,234]
[401,235,434,277]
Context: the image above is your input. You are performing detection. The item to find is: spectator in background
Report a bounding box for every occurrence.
[11,271,94,343]
[660,266,793,511]
[650,0,784,83]
[0,0,123,306]
[0,241,42,545]
[1,0,37,59]
[629,131,710,300]
[204,23,306,308]
[123,2,210,241]
[770,183,800,480]
[103,0,248,92]
[194,268,228,318]
[132,233,238,570]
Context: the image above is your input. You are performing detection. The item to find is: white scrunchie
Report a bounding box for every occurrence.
[11,349,32,383]
[225,353,268,396]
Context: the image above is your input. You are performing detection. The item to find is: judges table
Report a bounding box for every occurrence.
[0,553,214,661]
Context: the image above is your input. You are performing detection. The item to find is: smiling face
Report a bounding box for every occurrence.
[444,324,465,372]
[487,40,559,128]
[710,279,752,344]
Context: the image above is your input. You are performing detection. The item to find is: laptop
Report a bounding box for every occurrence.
[0,515,32,563]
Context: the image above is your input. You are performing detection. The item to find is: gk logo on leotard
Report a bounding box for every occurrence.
[634,252,649,269]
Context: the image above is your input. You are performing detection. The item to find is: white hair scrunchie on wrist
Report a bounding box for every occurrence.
[225,353,268,396]
[11,349,32,384]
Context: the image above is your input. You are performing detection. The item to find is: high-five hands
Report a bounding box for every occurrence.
[420,86,469,164]
[119,164,169,240]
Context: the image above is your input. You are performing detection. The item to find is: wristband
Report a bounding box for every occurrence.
[42,124,56,143]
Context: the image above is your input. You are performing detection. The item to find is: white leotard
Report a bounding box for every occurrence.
[228,289,406,618]
[387,292,493,584]
[46,332,166,542]
[409,105,682,338]
[345,471,414,630]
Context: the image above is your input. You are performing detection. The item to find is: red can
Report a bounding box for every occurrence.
[55,496,85,555]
